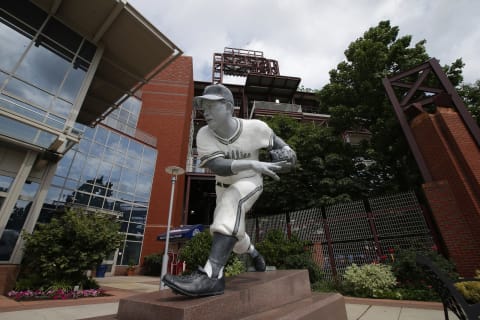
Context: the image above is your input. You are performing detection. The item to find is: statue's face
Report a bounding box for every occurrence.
[201,99,232,131]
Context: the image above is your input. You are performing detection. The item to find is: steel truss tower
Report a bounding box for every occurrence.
[212,47,280,83]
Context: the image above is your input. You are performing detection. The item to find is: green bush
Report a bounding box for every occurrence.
[455,270,480,304]
[143,253,163,276]
[343,263,397,298]
[224,256,246,277]
[178,231,240,274]
[17,208,122,289]
[390,247,457,289]
[255,229,322,283]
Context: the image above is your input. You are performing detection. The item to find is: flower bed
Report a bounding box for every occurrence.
[7,288,106,301]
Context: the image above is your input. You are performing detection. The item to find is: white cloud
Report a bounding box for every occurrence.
[129,0,480,88]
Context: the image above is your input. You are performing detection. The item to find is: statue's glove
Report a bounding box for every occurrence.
[269,146,296,172]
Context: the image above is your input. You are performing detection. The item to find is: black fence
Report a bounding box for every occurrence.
[247,190,435,280]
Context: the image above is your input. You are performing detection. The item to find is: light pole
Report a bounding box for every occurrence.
[160,166,185,290]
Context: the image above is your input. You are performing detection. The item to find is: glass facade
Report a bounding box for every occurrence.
[0,178,39,260]
[40,122,157,265]
[0,1,95,146]
[0,1,170,271]
[101,96,141,136]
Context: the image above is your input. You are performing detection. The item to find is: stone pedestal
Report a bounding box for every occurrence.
[85,270,347,320]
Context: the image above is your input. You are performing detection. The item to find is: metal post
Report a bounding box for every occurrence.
[160,166,184,290]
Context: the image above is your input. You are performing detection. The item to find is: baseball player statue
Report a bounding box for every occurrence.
[162,84,296,297]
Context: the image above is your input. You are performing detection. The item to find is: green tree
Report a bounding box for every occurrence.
[255,115,363,214]
[458,80,480,126]
[318,20,464,194]
[19,209,122,288]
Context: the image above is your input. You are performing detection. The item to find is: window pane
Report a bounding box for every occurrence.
[0,176,14,192]
[14,41,71,94]
[45,186,62,204]
[6,199,32,232]
[119,168,137,194]
[50,97,73,118]
[0,229,19,261]
[0,21,32,72]
[21,181,39,198]
[58,67,86,103]
[56,150,74,177]
[4,78,54,113]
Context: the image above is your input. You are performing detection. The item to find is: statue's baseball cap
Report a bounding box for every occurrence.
[194,83,234,109]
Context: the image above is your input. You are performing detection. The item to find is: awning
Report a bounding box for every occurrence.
[157,224,204,242]
[31,0,182,126]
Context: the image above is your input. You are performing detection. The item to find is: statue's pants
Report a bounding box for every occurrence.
[210,175,263,254]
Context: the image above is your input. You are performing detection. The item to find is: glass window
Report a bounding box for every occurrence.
[1,0,47,31]
[94,127,108,145]
[128,223,145,234]
[50,97,73,118]
[0,114,56,148]
[0,71,8,87]
[89,142,104,158]
[14,41,71,95]
[69,152,86,180]
[21,181,39,199]
[135,174,152,199]
[0,175,14,192]
[106,131,121,148]
[119,168,137,194]
[131,206,147,224]
[42,18,81,56]
[140,159,155,176]
[51,175,65,187]
[78,41,95,62]
[81,157,99,182]
[56,150,74,177]
[45,186,62,204]
[124,156,138,170]
[58,67,86,103]
[121,241,141,265]
[3,78,54,114]
[97,162,113,182]
[109,165,122,189]
[127,141,143,159]
[5,199,32,232]
[0,21,32,73]
[45,113,65,129]
[143,147,157,165]
[76,137,91,154]
[64,179,78,190]
[0,92,47,123]
[0,228,20,261]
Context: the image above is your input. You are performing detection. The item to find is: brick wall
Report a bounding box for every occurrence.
[137,56,194,264]
[412,108,480,276]
[0,265,20,295]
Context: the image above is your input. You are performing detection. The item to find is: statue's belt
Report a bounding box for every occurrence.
[216,182,231,188]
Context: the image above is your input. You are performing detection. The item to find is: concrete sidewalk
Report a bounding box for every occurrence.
[0,275,459,320]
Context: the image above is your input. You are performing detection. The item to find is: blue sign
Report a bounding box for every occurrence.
[157,224,204,241]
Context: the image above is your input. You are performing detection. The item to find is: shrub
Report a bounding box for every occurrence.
[343,263,397,298]
[255,229,322,283]
[224,256,246,277]
[178,231,241,274]
[390,247,457,289]
[143,253,163,276]
[455,270,480,304]
[17,208,122,289]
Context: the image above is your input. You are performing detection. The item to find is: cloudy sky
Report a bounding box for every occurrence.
[129,0,480,90]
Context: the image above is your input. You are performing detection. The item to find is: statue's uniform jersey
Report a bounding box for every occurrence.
[197,118,274,254]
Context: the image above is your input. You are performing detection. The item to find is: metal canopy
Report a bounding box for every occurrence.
[32,0,182,126]
[383,58,480,182]
[245,74,301,100]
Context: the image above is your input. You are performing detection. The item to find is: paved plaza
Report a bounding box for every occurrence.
[0,275,458,320]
